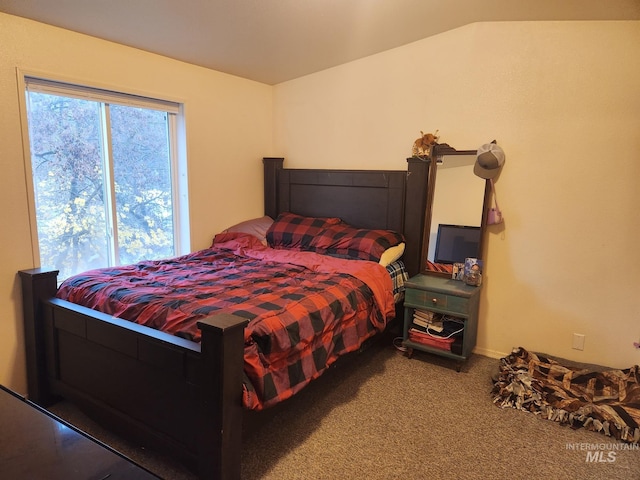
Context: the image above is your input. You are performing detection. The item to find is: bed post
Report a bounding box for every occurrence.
[263,157,284,219]
[403,157,430,277]
[197,314,248,480]
[18,268,59,405]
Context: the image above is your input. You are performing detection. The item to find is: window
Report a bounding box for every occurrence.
[23,76,189,280]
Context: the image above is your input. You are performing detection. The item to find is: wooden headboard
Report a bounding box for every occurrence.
[263,157,430,277]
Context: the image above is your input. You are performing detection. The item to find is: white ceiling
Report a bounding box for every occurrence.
[1,0,638,85]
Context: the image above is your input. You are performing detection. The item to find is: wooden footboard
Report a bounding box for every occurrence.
[19,268,247,480]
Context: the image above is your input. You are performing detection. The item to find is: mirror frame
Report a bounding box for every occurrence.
[420,143,492,277]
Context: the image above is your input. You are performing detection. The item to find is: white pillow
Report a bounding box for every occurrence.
[378,242,405,267]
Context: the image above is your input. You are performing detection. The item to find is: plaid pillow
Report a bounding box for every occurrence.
[266,212,342,249]
[310,223,405,262]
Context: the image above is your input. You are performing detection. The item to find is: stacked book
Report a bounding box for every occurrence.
[408,309,463,352]
[411,308,443,333]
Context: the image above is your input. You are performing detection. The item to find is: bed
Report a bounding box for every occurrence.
[19,157,430,479]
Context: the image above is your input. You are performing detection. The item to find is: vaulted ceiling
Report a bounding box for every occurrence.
[1,0,638,84]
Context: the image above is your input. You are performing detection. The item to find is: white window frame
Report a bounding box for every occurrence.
[16,69,191,272]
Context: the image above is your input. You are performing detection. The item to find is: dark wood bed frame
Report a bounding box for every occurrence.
[19,157,430,479]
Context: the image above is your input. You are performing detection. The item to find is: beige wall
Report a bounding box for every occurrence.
[0,13,273,393]
[273,21,640,368]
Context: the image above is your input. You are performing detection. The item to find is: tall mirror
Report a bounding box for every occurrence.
[421,144,490,276]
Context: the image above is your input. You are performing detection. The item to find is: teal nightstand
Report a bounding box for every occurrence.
[402,274,480,371]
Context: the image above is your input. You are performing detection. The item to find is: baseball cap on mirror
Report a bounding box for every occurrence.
[474,143,505,179]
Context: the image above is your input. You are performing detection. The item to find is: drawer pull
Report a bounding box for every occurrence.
[432,298,438,304]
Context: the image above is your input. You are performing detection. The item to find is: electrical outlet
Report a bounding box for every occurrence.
[572,333,585,351]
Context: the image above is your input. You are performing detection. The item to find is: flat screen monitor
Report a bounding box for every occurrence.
[433,224,481,264]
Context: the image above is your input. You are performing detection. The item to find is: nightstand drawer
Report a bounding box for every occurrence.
[405,289,469,315]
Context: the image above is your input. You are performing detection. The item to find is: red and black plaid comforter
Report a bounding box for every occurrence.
[57,232,395,410]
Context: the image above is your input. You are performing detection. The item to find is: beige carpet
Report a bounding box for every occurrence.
[51,338,640,480]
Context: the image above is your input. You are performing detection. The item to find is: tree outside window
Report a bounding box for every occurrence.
[25,82,183,280]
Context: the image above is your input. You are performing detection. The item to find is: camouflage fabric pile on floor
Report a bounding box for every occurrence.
[492,347,640,443]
